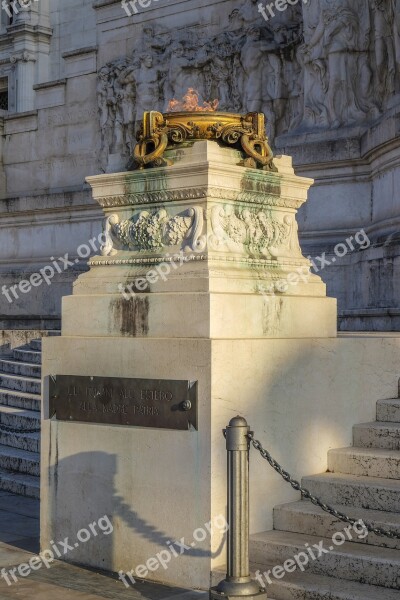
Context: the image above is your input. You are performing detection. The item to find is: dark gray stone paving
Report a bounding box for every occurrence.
[0,493,206,600]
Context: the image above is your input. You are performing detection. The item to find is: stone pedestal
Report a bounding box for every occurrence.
[41,142,341,589]
[64,142,337,340]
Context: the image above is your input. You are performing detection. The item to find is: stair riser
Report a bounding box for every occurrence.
[0,375,41,394]
[265,580,399,600]
[0,391,40,411]
[0,476,39,499]
[328,450,400,480]
[0,414,40,431]
[250,542,399,589]
[0,361,41,378]
[302,478,400,512]
[211,569,400,600]
[30,341,41,351]
[0,431,40,453]
[0,454,40,477]
[273,507,400,550]
[377,401,400,424]
[13,349,42,365]
[353,427,400,451]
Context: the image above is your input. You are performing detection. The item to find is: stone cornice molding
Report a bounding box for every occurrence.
[3,109,37,120]
[94,186,305,211]
[92,0,121,6]
[33,79,67,91]
[62,46,98,59]
[6,23,52,39]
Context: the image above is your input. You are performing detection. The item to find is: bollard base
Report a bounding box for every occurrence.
[210,577,268,600]
[210,587,268,600]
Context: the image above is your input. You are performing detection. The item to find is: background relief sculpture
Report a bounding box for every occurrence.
[96,0,400,170]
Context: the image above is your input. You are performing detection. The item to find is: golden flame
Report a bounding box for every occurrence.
[167,88,219,112]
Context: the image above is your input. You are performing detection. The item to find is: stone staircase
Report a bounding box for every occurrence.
[0,339,41,499]
[249,397,400,599]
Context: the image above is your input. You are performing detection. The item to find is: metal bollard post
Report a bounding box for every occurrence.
[210,416,267,600]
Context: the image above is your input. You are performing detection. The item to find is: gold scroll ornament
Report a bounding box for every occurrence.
[133,111,275,170]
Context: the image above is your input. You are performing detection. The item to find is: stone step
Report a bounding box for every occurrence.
[210,567,398,600]
[0,467,39,498]
[328,446,400,480]
[29,339,41,351]
[13,347,42,365]
[377,398,400,423]
[0,443,39,477]
[257,569,400,600]
[0,405,40,431]
[0,371,41,394]
[353,422,400,450]
[0,387,41,411]
[250,530,400,589]
[302,473,400,512]
[0,358,41,379]
[273,501,400,550]
[0,429,40,453]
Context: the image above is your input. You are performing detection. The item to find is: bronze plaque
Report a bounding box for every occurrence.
[48,375,197,430]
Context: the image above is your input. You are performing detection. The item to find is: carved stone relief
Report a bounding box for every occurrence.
[101,207,206,255]
[96,0,400,169]
[101,205,302,261]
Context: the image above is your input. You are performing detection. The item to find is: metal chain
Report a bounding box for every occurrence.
[248,432,400,541]
[0,423,40,434]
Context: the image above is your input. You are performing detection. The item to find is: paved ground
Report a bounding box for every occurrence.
[0,491,205,600]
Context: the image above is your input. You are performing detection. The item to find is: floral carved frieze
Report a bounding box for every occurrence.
[209,206,303,258]
[101,204,303,261]
[101,207,206,255]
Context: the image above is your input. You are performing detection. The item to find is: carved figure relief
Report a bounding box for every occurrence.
[96,0,400,169]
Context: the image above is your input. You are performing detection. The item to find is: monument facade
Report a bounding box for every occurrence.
[0,0,399,344]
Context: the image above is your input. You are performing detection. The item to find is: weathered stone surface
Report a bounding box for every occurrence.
[250,530,400,589]
[252,570,400,600]
[0,358,41,378]
[0,468,39,499]
[353,422,400,450]
[327,446,400,479]
[0,372,40,395]
[0,339,42,497]
[273,501,400,550]
[0,387,41,411]
[0,444,39,477]
[302,472,400,512]
[377,398,400,423]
